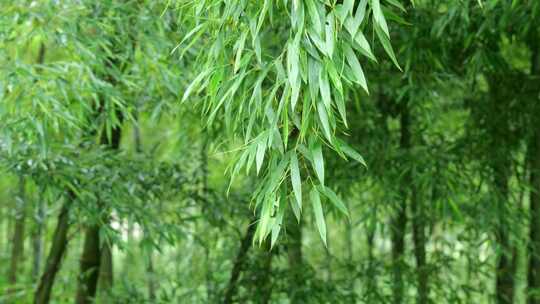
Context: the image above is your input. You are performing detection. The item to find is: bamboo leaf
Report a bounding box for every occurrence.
[290,152,302,212]
[317,100,332,142]
[311,143,324,186]
[372,0,390,37]
[290,196,301,223]
[324,13,335,57]
[287,39,301,110]
[182,69,211,102]
[258,197,274,245]
[256,137,267,175]
[271,199,285,249]
[234,31,248,73]
[337,139,367,167]
[308,58,320,102]
[319,69,332,109]
[344,0,368,37]
[344,44,369,93]
[385,0,406,12]
[334,92,347,127]
[305,0,322,34]
[310,187,327,247]
[374,23,401,70]
[354,31,377,62]
[318,185,350,219]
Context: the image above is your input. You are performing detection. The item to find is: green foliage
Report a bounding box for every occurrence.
[178,0,400,244]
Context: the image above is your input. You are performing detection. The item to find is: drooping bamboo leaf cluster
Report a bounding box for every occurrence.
[179,0,401,245]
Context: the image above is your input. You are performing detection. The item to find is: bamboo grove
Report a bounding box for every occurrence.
[1,0,539,303]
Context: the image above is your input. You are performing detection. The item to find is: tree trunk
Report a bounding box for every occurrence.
[366,212,378,302]
[254,242,273,304]
[223,220,256,304]
[99,242,114,294]
[72,1,133,295]
[484,73,515,304]
[205,247,214,302]
[123,220,135,278]
[8,176,27,286]
[147,250,157,301]
[98,215,114,297]
[34,197,72,304]
[528,37,540,304]
[494,161,513,304]
[133,110,159,301]
[2,201,9,258]
[411,184,429,304]
[287,215,304,303]
[32,197,46,281]
[34,111,103,304]
[29,44,47,282]
[0,207,3,258]
[76,121,122,303]
[528,127,540,304]
[7,200,14,253]
[346,201,356,302]
[391,102,411,304]
[132,110,159,301]
[34,123,106,304]
[325,237,332,282]
[75,225,102,304]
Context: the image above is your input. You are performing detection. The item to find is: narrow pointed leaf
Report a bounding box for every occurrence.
[319,70,332,109]
[290,196,301,223]
[311,143,324,186]
[338,139,367,167]
[256,138,267,175]
[375,23,401,70]
[271,203,285,249]
[290,152,302,212]
[310,188,327,247]
[354,32,376,62]
[317,101,332,142]
[318,185,349,219]
[344,44,368,93]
